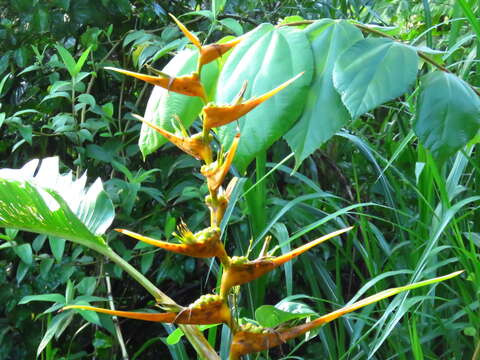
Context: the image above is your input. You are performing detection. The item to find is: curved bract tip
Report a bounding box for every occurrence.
[116,227,225,259]
[169,13,202,49]
[132,114,212,162]
[64,297,231,325]
[203,72,304,131]
[105,67,206,100]
[199,37,243,66]
[201,133,240,193]
[220,226,352,297]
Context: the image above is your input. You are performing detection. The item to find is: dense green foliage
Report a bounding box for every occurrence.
[1,0,479,359]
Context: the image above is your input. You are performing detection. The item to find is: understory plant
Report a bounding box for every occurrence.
[1,10,478,359]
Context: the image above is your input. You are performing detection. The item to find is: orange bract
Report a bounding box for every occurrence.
[64,295,231,325]
[205,177,238,227]
[105,67,207,101]
[203,73,303,131]
[169,13,242,67]
[199,38,242,66]
[133,114,213,163]
[115,227,228,261]
[201,133,240,193]
[220,227,352,297]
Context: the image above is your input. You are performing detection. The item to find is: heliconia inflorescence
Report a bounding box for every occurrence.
[66,14,463,360]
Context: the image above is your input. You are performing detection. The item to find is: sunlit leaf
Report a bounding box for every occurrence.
[333,38,418,118]
[0,157,114,249]
[414,71,480,162]
[285,19,363,167]
[216,24,314,172]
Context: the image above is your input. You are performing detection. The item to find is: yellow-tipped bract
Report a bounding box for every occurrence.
[201,134,240,193]
[105,67,207,101]
[64,294,232,325]
[220,227,353,297]
[133,114,213,163]
[116,227,229,260]
[203,72,304,131]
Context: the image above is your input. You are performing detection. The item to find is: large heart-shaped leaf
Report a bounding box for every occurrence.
[285,19,363,167]
[139,49,220,157]
[333,38,418,118]
[0,157,114,249]
[414,71,480,162]
[216,24,314,172]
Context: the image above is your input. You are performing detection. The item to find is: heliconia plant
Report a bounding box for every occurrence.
[0,11,475,359]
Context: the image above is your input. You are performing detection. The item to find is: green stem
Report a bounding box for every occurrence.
[245,152,268,309]
[97,245,177,308]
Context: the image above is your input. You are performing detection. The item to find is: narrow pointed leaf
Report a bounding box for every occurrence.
[55,45,77,78]
[37,312,73,356]
[285,20,363,167]
[75,46,92,75]
[229,271,462,358]
[333,38,418,118]
[414,71,480,163]
[13,243,33,264]
[0,157,113,249]
[216,24,314,172]
[19,293,66,304]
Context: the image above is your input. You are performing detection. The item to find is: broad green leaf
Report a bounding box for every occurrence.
[49,236,66,262]
[285,19,363,167]
[55,45,77,78]
[333,38,418,118]
[414,71,480,162]
[32,7,50,33]
[0,157,114,250]
[216,24,314,172]
[71,301,102,326]
[19,293,66,305]
[16,261,30,283]
[219,18,243,36]
[255,301,316,328]
[139,49,220,157]
[77,93,96,107]
[13,243,33,265]
[40,258,54,279]
[76,277,97,295]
